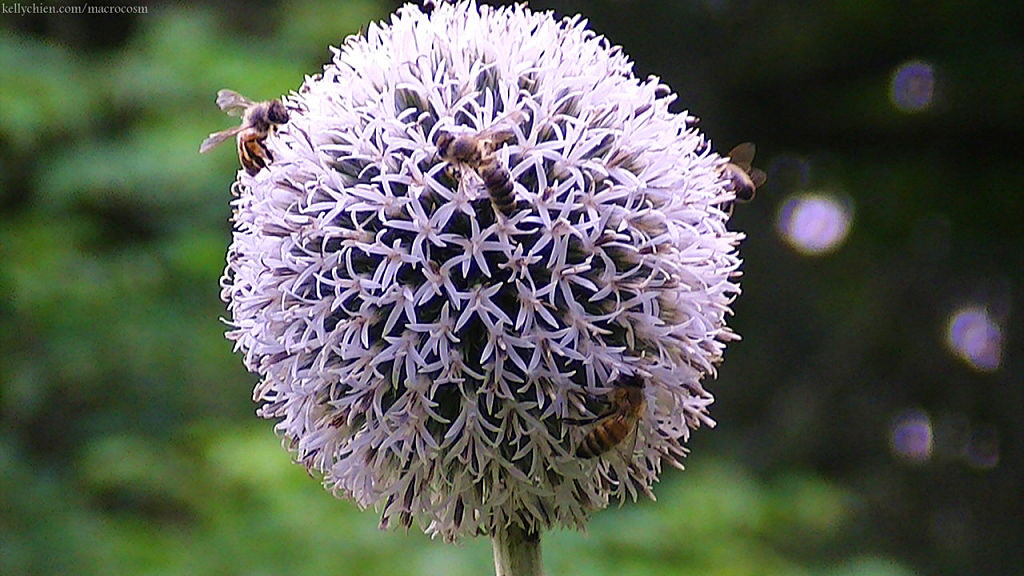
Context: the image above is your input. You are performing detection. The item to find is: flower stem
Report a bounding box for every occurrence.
[491,524,543,576]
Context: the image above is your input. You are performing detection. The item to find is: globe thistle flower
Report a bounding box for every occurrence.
[220,0,743,547]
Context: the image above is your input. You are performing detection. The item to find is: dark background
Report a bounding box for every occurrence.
[2,1,1020,575]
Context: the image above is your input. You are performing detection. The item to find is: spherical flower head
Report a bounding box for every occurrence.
[221,0,743,541]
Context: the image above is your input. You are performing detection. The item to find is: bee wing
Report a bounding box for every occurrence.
[215,89,253,116]
[563,413,604,426]
[496,108,528,127]
[727,142,757,172]
[564,388,621,426]
[615,417,643,462]
[199,125,243,154]
[479,126,518,150]
[479,109,528,146]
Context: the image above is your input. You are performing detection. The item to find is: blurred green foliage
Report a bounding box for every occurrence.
[1,1,1020,575]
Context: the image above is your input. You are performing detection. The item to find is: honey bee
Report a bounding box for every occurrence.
[720,142,767,212]
[436,115,522,219]
[574,374,646,459]
[199,89,290,176]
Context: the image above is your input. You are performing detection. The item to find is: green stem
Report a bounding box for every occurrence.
[490,524,543,576]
